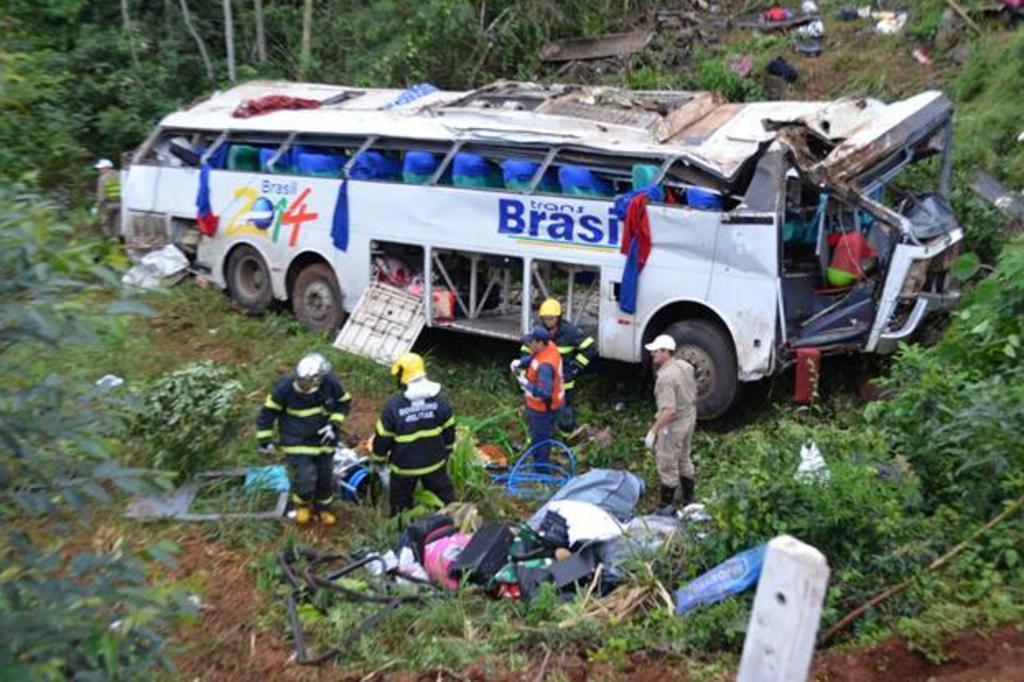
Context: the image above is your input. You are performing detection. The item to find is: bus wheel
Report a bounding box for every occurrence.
[291,263,344,333]
[662,319,738,419]
[226,245,273,313]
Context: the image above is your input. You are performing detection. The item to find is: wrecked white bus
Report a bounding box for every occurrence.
[123,80,963,417]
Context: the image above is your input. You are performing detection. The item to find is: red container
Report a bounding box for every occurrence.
[794,347,821,404]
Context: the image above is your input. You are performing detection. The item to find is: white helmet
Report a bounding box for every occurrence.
[94,158,114,170]
[295,353,330,393]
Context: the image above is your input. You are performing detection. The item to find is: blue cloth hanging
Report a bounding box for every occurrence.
[331,180,349,251]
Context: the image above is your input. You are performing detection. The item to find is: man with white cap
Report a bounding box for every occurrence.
[644,334,698,510]
[93,159,121,237]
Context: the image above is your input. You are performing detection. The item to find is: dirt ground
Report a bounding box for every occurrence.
[163,517,1024,682]
[812,626,1024,682]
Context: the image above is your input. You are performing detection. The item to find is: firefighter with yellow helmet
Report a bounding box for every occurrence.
[372,353,457,516]
[519,298,598,433]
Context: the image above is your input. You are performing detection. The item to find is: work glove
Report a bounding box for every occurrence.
[509,358,522,372]
[318,423,336,445]
[258,442,276,456]
[516,374,530,392]
[643,429,656,451]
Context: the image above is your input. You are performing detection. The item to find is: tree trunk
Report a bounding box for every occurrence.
[121,0,141,69]
[253,0,267,64]
[300,0,313,79]
[224,0,237,82]
[179,0,216,87]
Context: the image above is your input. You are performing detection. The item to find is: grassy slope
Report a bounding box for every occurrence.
[43,5,1024,678]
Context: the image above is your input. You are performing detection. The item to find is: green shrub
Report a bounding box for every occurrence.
[130,361,243,477]
[868,237,1024,517]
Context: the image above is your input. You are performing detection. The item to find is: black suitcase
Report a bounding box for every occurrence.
[450,522,514,584]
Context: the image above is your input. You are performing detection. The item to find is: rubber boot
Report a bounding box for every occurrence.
[680,477,696,507]
[294,506,313,525]
[659,484,677,507]
[319,509,337,526]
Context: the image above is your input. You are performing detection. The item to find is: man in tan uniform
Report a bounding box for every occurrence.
[644,334,698,510]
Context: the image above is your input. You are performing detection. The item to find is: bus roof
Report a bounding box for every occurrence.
[159,80,949,185]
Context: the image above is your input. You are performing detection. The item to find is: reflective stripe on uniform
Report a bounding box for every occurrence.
[329,412,346,423]
[256,429,275,439]
[578,337,595,349]
[291,492,309,505]
[317,495,334,505]
[563,380,575,391]
[375,419,395,437]
[575,354,590,367]
[369,453,387,463]
[394,423,450,443]
[280,444,333,455]
[389,459,446,476]
[264,396,282,410]
[104,181,121,199]
[286,406,325,417]
[557,345,574,354]
[341,392,352,402]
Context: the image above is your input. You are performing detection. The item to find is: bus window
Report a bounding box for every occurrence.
[350,150,401,181]
[227,144,262,172]
[452,152,503,188]
[502,159,559,193]
[558,165,614,198]
[292,145,347,177]
[402,150,442,184]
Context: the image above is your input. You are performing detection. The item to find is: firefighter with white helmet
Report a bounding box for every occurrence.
[256,352,352,525]
[372,352,457,516]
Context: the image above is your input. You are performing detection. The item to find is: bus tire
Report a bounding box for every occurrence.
[291,263,344,333]
[662,319,738,419]
[226,245,273,314]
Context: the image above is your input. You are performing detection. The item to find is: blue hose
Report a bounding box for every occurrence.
[490,439,576,499]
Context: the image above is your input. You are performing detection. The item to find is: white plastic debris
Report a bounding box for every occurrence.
[856,5,872,18]
[801,0,819,14]
[395,546,429,584]
[364,551,399,577]
[795,19,826,37]
[874,11,907,34]
[95,374,124,389]
[122,244,189,290]
[795,441,831,484]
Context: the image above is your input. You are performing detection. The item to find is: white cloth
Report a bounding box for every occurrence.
[122,245,189,290]
[543,500,624,545]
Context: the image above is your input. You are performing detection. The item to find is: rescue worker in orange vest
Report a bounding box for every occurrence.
[521,298,598,434]
[511,325,565,463]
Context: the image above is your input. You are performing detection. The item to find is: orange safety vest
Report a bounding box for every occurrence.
[525,342,565,412]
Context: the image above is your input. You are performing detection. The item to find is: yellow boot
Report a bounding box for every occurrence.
[294,506,313,525]
[319,510,337,526]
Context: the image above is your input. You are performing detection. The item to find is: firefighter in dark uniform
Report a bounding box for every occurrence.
[256,353,352,525]
[520,298,598,433]
[371,352,456,516]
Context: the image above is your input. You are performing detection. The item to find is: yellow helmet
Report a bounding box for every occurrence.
[390,352,426,385]
[539,298,562,317]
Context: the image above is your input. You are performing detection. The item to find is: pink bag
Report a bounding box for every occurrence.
[422,533,471,591]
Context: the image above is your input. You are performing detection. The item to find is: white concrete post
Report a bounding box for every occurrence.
[737,535,830,682]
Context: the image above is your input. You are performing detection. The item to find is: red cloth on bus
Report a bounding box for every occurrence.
[828,231,876,279]
[620,193,652,270]
[232,95,321,119]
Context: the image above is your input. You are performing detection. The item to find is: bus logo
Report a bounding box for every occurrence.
[497,198,620,252]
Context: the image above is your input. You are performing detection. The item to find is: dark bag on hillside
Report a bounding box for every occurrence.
[535,510,570,550]
[450,522,514,584]
[395,513,456,563]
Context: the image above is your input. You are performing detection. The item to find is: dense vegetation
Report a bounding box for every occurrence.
[2,0,1023,677]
